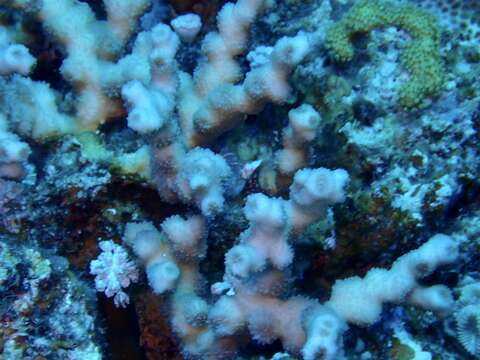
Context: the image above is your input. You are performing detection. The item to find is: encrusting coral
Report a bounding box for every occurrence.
[326,0,445,108]
[0,241,102,359]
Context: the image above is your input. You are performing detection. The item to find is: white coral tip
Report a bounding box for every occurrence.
[171,13,202,43]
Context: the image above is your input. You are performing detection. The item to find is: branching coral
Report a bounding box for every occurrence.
[0,0,314,216]
[0,113,30,179]
[326,0,445,108]
[327,233,458,325]
[0,0,157,135]
[0,25,35,75]
[0,0,470,359]
[170,13,202,43]
[126,166,350,358]
[140,0,314,215]
[275,104,321,175]
[124,165,459,359]
[0,26,32,179]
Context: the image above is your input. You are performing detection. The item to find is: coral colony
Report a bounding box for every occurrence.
[0,0,479,359]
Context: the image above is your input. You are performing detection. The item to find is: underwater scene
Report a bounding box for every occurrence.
[0,0,479,359]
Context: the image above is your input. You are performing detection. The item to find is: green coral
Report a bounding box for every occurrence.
[77,132,113,161]
[76,132,151,180]
[326,0,445,108]
[111,145,151,180]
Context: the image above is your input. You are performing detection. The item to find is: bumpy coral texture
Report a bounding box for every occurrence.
[326,0,445,108]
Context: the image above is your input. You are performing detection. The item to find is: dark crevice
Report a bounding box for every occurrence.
[97,294,146,360]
